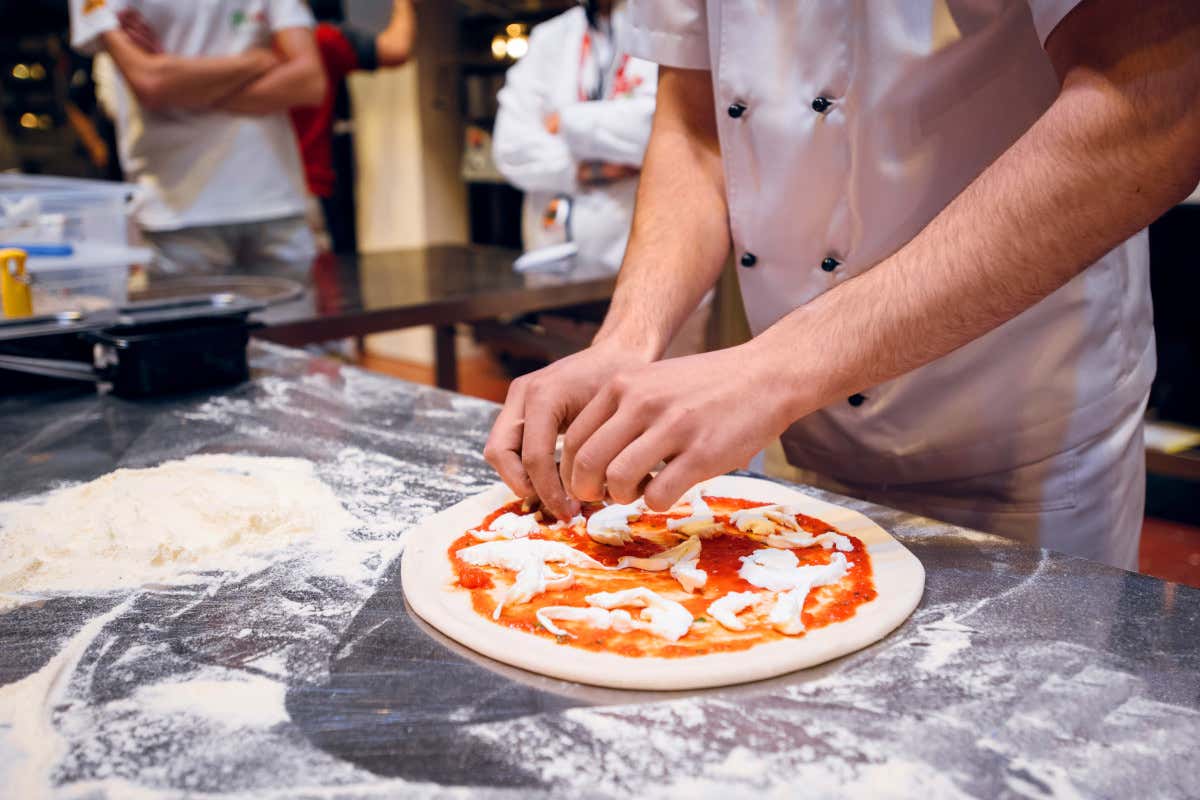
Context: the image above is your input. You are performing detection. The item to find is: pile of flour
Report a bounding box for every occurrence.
[0,454,360,596]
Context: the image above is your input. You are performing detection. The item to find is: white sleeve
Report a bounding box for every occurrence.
[628,0,710,69]
[68,0,123,55]
[1026,0,1086,45]
[267,0,316,31]
[558,59,657,166]
[491,26,578,196]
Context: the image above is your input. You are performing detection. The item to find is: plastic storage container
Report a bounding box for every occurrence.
[0,175,149,315]
[24,244,154,314]
[0,173,139,247]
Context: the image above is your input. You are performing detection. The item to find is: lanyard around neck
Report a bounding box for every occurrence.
[577,29,630,102]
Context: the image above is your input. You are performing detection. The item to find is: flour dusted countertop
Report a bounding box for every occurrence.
[1,343,1197,798]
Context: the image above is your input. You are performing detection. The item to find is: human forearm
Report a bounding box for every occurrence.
[219,28,326,114]
[375,0,415,67]
[559,96,655,165]
[101,29,274,110]
[593,67,729,361]
[758,0,1200,421]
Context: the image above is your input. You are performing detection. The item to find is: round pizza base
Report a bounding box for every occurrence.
[401,475,925,691]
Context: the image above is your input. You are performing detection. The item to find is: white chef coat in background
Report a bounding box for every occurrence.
[69,0,314,233]
[629,0,1155,568]
[493,3,658,271]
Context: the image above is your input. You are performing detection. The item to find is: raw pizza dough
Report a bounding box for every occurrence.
[402,475,925,690]
[0,454,358,597]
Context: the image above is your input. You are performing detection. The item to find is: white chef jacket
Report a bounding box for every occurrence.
[69,0,313,232]
[628,0,1155,486]
[493,4,658,271]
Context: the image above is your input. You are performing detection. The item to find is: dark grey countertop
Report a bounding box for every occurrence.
[1,343,1197,798]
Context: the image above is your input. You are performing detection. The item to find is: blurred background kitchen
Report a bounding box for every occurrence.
[0,0,1197,584]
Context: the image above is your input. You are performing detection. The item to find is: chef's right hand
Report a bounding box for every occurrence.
[484,342,649,520]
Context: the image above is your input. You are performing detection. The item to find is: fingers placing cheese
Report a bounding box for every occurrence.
[586,500,645,545]
[706,591,763,632]
[457,539,604,570]
[585,587,694,641]
[536,606,634,638]
[666,486,722,536]
[473,511,542,541]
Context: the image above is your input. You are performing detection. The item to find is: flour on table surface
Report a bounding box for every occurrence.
[2,347,1195,799]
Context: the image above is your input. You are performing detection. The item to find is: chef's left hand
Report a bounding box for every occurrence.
[559,342,805,511]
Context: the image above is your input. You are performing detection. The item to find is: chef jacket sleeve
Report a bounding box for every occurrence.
[68,0,123,56]
[627,0,710,69]
[557,61,657,166]
[492,23,578,195]
[267,0,316,31]
[1026,0,1086,45]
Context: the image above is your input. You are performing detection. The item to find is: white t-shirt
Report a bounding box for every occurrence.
[70,0,314,231]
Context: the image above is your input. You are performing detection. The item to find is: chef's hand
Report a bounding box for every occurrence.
[484,341,651,520]
[560,343,800,511]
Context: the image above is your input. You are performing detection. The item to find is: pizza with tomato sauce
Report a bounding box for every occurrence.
[403,475,925,690]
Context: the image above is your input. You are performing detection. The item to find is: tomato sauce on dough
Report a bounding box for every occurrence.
[448,497,876,657]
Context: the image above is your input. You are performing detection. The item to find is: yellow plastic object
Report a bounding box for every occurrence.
[1,248,33,318]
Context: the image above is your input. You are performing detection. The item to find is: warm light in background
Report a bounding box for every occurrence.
[11,64,29,80]
[490,34,508,60]
[491,22,529,62]
[505,35,529,59]
[18,112,38,129]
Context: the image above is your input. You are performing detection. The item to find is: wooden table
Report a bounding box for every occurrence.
[255,245,616,390]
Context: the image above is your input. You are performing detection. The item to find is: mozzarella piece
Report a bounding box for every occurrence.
[706,591,763,632]
[667,486,721,535]
[729,504,852,551]
[473,511,541,541]
[586,500,645,545]
[670,551,707,593]
[610,535,698,571]
[457,539,603,571]
[765,529,853,552]
[727,507,779,535]
[457,539,602,618]
[547,513,586,531]
[748,552,850,634]
[585,587,694,641]
[739,548,849,593]
[606,536,708,593]
[536,606,634,638]
[738,548,803,590]
[492,561,577,620]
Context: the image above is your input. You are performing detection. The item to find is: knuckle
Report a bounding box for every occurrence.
[609,371,633,395]
[562,428,585,456]
[572,449,600,477]
[605,462,632,488]
[522,449,551,472]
